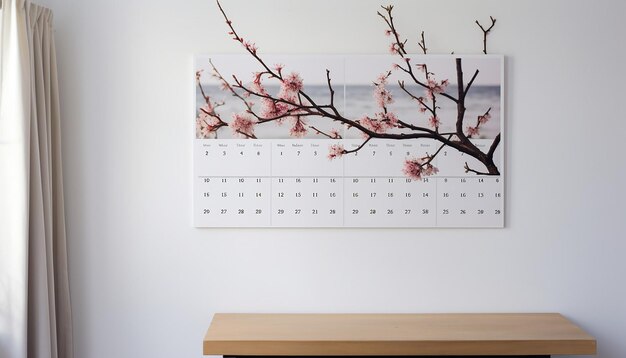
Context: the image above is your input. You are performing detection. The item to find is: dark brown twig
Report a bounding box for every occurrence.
[418,31,427,54]
[476,16,496,54]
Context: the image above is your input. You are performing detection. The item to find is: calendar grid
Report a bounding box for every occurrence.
[194,139,503,228]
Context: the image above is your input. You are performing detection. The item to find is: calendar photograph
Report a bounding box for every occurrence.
[195,54,346,140]
[194,54,504,228]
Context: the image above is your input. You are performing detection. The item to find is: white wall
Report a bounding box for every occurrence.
[41,0,626,357]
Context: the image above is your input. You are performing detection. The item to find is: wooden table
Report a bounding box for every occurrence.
[203,313,596,357]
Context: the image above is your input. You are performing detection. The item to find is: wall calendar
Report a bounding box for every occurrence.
[194,54,504,228]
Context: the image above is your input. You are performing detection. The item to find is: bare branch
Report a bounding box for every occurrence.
[418,31,427,54]
[476,16,496,54]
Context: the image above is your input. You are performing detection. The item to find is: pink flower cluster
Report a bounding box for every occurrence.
[428,116,440,129]
[280,72,303,96]
[260,99,289,121]
[289,118,307,138]
[273,63,284,74]
[425,78,449,100]
[196,104,221,139]
[327,144,345,160]
[329,129,341,139]
[230,112,256,138]
[359,111,398,135]
[402,157,439,181]
[276,72,308,137]
[196,117,219,139]
[249,69,307,137]
[389,43,399,54]
[466,112,491,137]
[373,73,393,108]
[478,112,491,124]
[466,125,479,137]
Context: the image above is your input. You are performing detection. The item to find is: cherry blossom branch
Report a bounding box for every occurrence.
[216,0,282,80]
[465,132,500,176]
[236,130,257,139]
[487,133,501,159]
[398,81,433,113]
[344,136,373,155]
[464,69,480,97]
[208,0,502,176]
[465,107,492,138]
[476,16,496,54]
[309,126,342,139]
[464,162,491,175]
[394,61,458,103]
[208,60,256,114]
[418,31,427,54]
[378,5,407,56]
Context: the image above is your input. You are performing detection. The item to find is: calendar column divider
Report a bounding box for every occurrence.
[434,150,439,228]
[342,140,346,227]
[269,140,272,227]
[341,59,346,228]
[435,177,439,227]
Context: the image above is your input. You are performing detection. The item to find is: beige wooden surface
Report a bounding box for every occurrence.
[203,313,596,356]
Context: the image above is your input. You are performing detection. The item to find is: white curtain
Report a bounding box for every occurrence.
[0,1,73,358]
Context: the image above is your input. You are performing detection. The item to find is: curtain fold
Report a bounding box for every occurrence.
[0,1,73,358]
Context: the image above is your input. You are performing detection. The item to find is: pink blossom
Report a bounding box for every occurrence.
[391,63,400,70]
[376,73,389,84]
[360,116,388,134]
[385,29,392,37]
[199,103,214,116]
[419,107,427,113]
[327,144,345,160]
[243,40,258,54]
[428,116,440,128]
[261,99,289,120]
[402,157,439,180]
[478,112,491,124]
[402,158,424,180]
[427,78,448,94]
[422,164,439,176]
[466,126,479,137]
[250,72,268,95]
[377,111,399,128]
[196,111,221,139]
[196,118,212,139]
[195,70,204,82]
[281,72,303,93]
[252,72,263,85]
[425,77,449,99]
[230,113,256,138]
[373,82,393,108]
[329,129,341,139]
[251,82,268,96]
[389,43,399,54]
[273,63,284,73]
[404,57,411,63]
[219,79,231,92]
[289,118,308,138]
